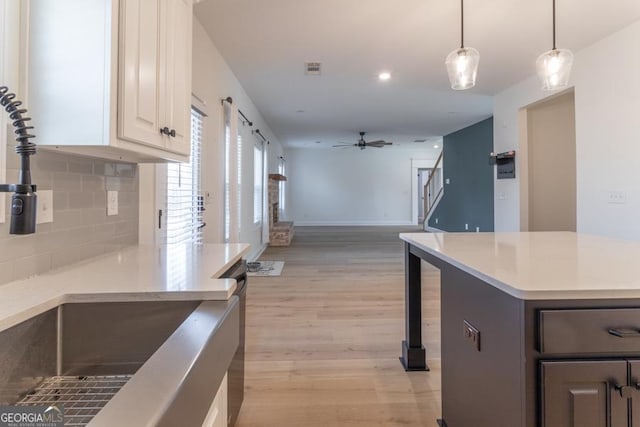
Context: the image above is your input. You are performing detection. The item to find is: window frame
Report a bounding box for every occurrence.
[278,157,286,219]
[163,106,204,245]
[253,143,263,225]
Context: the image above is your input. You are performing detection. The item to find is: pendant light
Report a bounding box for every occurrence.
[445,0,480,90]
[536,0,573,90]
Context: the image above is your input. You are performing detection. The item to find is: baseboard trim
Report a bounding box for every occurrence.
[294,221,415,227]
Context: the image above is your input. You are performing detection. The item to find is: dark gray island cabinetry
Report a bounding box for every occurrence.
[399,232,640,427]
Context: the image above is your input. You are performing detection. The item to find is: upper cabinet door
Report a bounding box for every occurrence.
[162,0,193,155]
[119,0,164,148]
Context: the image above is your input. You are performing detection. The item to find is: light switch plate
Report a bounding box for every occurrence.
[36,190,53,224]
[107,190,118,216]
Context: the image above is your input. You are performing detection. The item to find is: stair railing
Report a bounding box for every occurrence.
[423,151,444,229]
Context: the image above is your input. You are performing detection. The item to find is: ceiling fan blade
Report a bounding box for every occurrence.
[366,142,393,148]
[366,140,386,145]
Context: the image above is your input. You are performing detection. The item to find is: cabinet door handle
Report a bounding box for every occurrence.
[608,328,640,338]
[160,127,176,137]
[614,384,634,399]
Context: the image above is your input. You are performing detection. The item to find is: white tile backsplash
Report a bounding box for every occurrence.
[0,148,138,285]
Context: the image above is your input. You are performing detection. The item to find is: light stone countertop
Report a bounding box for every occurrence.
[0,243,250,332]
[400,232,640,300]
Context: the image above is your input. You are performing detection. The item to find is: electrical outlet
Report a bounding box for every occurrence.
[607,190,627,204]
[435,218,438,224]
[107,190,118,216]
[476,227,480,232]
[36,190,53,224]
[445,178,450,185]
[463,320,481,351]
[465,223,469,230]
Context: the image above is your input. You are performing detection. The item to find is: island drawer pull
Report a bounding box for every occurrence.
[608,328,640,338]
[614,383,634,398]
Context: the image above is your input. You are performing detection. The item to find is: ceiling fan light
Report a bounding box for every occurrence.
[536,48,573,91]
[445,47,480,90]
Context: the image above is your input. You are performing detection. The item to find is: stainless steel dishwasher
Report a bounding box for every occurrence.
[221,260,247,426]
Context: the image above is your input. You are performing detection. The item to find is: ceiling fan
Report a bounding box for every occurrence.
[332,132,393,150]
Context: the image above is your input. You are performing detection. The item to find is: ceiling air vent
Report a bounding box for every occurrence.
[414,139,427,143]
[305,62,322,75]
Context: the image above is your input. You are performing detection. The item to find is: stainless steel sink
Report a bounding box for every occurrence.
[16,375,133,426]
[0,299,239,427]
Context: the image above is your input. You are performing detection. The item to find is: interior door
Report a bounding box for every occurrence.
[417,168,430,220]
[541,360,628,427]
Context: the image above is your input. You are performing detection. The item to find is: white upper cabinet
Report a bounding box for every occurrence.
[27,0,193,163]
[162,0,193,155]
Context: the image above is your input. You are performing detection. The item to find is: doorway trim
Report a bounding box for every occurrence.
[518,88,576,232]
[411,158,438,225]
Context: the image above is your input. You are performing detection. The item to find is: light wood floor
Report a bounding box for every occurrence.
[236,226,442,427]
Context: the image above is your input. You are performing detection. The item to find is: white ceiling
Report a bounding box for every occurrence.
[195,0,640,148]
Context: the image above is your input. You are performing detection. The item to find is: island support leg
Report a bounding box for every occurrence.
[400,242,428,371]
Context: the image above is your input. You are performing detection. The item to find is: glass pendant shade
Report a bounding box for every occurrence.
[445,47,480,90]
[536,48,573,90]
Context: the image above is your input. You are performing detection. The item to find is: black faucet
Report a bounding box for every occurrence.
[0,86,37,235]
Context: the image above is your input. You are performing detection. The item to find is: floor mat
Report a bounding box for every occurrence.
[247,261,285,277]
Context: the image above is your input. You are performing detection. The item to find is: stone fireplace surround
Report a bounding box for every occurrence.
[268,174,294,246]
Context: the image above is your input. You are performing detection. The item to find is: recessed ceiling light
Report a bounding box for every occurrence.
[378,72,391,81]
[433,144,440,149]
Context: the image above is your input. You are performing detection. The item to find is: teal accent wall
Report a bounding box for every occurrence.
[428,118,494,232]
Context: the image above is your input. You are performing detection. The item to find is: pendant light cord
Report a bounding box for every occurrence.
[460,0,464,48]
[552,0,557,50]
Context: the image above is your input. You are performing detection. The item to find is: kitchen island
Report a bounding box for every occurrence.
[399,232,640,427]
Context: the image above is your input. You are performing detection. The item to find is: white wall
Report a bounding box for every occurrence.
[289,147,438,225]
[191,18,285,257]
[0,2,21,223]
[494,19,640,239]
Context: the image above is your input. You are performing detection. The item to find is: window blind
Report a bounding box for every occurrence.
[165,108,204,245]
[236,132,243,233]
[224,121,231,242]
[278,159,286,218]
[253,144,263,224]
